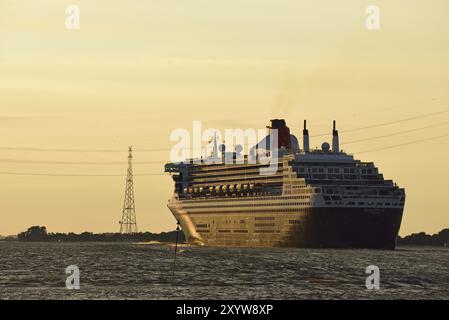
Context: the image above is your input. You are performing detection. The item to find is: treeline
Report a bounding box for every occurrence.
[397,229,449,246]
[12,226,449,246]
[17,226,185,243]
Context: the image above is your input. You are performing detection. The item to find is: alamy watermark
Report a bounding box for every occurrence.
[365,5,381,30]
[63,5,380,31]
[365,265,380,289]
[169,121,279,175]
[65,4,80,30]
[65,265,80,289]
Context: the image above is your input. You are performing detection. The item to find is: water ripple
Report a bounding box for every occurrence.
[0,242,448,299]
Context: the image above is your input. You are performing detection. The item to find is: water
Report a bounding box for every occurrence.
[0,242,448,299]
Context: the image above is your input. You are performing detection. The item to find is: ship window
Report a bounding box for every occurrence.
[255,223,275,227]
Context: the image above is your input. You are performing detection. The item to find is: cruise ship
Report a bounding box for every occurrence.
[165,119,405,249]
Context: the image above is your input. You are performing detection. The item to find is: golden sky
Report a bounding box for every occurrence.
[1,0,448,236]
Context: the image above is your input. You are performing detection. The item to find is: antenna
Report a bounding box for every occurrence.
[119,146,138,234]
[171,220,181,281]
[212,132,218,158]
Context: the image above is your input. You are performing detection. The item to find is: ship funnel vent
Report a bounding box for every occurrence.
[303,120,310,152]
[332,120,339,153]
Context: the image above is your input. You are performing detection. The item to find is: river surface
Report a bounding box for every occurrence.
[0,242,448,299]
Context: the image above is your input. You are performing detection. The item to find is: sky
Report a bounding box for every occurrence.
[0,0,448,236]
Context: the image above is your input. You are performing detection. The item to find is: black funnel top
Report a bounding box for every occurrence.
[269,119,286,129]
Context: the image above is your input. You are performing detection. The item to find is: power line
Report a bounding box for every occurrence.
[0,146,188,153]
[0,146,134,153]
[0,159,166,165]
[355,133,449,154]
[312,108,449,137]
[1,108,448,153]
[2,133,449,176]
[342,120,449,145]
[2,128,449,166]
[0,171,168,177]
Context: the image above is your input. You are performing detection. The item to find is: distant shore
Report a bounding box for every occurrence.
[397,229,449,247]
[0,226,185,243]
[1,226,448,247]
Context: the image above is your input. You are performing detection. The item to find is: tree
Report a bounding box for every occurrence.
[438,229,449,244]
[18,226,48,241]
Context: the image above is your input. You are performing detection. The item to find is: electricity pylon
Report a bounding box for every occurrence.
[119,146,138,234]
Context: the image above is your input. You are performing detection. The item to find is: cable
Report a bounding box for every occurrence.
[311,108,449,137]
[0,171,168,177]
[3,128,449,166]
[342,120,449,145]
[354,133,449,154]
[0,146,134,153]
[2,133,449,176]
[0,146,201,153]
[0,159,166,165]
[2,108,448,153]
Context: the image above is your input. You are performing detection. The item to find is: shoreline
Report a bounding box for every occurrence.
[1,240,447,249]
[3,226,448,247]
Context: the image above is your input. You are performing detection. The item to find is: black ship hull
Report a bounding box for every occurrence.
[283,207,404,250]
[170,203,404,250]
